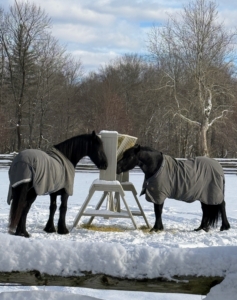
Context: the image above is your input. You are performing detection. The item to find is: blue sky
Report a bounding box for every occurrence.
[1,0,237,74]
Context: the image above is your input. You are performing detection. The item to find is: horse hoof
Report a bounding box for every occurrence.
[44,226,56,233]
[220,224,230,231]
[194,226,209,232]
[15,232,30,238]
[150,227,164,232]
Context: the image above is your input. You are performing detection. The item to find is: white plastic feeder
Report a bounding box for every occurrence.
[71,131,149,230]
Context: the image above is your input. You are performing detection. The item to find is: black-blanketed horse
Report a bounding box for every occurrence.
[117,144,230,232]
[8,131,108,237]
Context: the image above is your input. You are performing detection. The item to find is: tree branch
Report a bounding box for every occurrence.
[208,110,229,127]
[174,112,201,127]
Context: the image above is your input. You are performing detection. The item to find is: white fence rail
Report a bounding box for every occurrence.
[1,154,237,175]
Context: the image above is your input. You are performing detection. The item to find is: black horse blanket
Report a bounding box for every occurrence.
[141,155,224,205]
[7,147,75,204]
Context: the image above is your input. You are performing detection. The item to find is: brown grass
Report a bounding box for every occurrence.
[80,224,151,233]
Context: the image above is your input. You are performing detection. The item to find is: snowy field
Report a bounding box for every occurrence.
[0,164,237,300]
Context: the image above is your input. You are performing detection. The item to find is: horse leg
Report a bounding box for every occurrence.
[220,201,230,231]
[57,192,69,234]
[15,187,37,238]
[44,193,57,233]
[150,203,164,232]
[194,202,210,232]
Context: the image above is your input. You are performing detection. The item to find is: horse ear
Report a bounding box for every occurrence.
[91,130,96,137]
[134,144,140,153]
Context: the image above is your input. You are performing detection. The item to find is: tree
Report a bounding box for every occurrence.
[0,1,84,152]
[148,0,237,156]
[0,1,51,151]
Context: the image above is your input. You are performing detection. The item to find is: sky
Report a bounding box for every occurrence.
[0,165,237,299]
[0,0,237,74]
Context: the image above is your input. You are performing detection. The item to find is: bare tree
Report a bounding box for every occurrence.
[0,0,51,151]
[148,0,237,156]
[56,54,83,140]
[27,33,67,148]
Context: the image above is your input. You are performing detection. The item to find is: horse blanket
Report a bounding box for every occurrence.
[141,155,224,205]
[7,147,75,204]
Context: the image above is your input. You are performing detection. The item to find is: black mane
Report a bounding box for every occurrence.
[54,134,91,167]
[140,145,159,152]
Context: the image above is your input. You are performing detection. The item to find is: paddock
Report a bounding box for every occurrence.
[0,161,237,298]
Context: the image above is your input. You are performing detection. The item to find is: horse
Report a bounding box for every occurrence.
[8,131,108,237]
[117,144,230,232]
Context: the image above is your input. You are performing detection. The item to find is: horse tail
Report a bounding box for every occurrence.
[223,176,225,200]
[204,176,225,228]
[205,204,221,228]
[8,183,29,232]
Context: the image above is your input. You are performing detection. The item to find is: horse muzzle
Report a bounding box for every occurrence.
[99,162,108,170]
[116,166,122,174]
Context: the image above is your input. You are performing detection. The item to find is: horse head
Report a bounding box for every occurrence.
[117,144,163,178]
[88,131,108,170]
[117,144,140,174]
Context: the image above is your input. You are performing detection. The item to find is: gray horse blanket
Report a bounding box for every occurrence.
[7,147,75,204]
[141,155,224,205]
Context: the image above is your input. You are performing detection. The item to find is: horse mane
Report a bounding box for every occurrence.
[139,145,161,155]
[54,134,90,166]
[137,145,163,178]
[140,145,156,152]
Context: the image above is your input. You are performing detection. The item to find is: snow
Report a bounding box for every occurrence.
[0,291,102,300]
[0,167,237,299]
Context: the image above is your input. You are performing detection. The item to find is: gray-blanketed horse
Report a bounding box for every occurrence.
[8,131,108,237]
[117,145,230,232]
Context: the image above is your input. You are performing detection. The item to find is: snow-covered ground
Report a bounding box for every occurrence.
[0,165,237,299]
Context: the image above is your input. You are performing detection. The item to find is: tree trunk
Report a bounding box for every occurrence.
[199,119,209,156]
[16,106,22,151]
[0,270,223,295]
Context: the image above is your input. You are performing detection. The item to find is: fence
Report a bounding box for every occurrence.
[0,154,237,174]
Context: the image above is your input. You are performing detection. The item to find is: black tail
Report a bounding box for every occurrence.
[203,176,225,228]
[8,183,29,232]
[204,203,221,228]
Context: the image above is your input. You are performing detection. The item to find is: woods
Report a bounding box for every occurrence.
[0,0,237,157]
